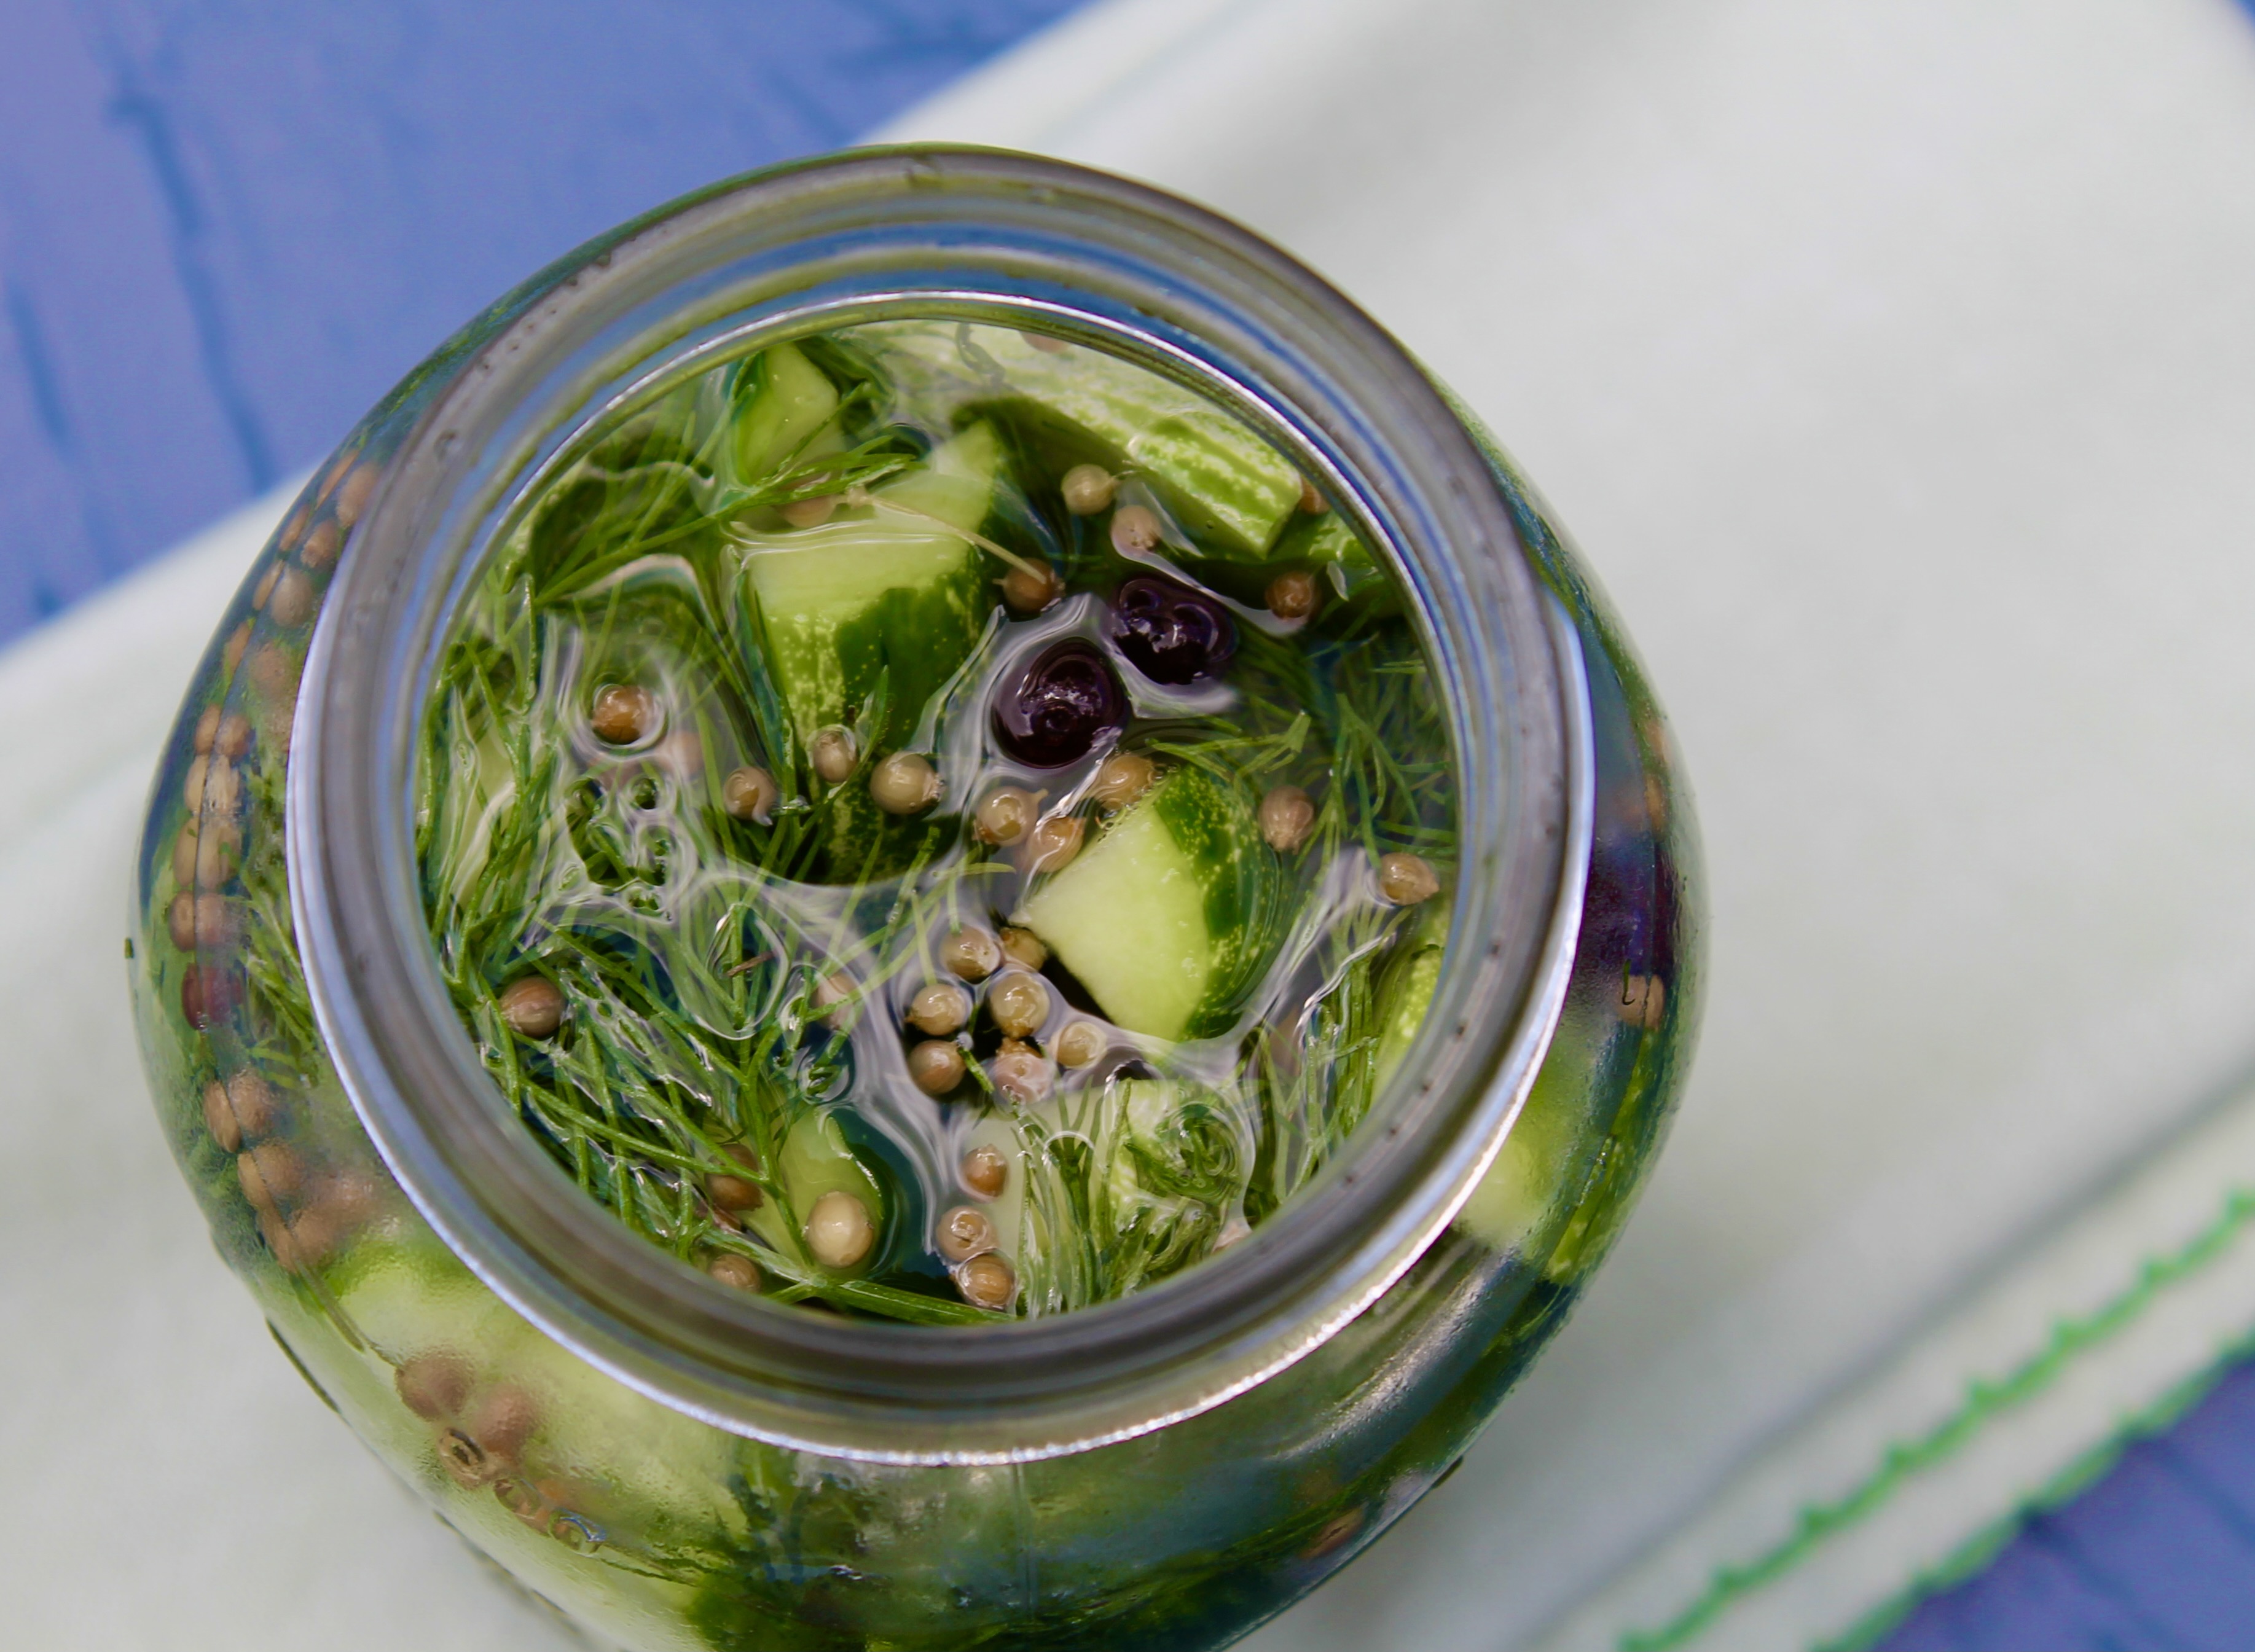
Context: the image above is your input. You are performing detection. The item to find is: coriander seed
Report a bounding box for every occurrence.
[1090,751,1154,810]
[499,975,565,1039]
[1019,814,1083,874]
[908,981,972,1037]
[707,1254,762,1291]
[1059,464,1116,515]
[909,1039,967,1096]
[1377,852,1441,906]
[1266,569,1320,621]
[998,926,1047,972]
[809,726,857,785]
[962,1145,1008,1200]
[936,1205,997,1264]
[723,765,778,823]
[974,786,1035,845]
[1054,1020,1106,1069]
[871,752,941,815]
[941,926,1002,981]
[988,972,1050,1039]
[805,1190,876,1269]
[1110,503,1163,555]
[590,683,660,745]
[958,1251,1016,1310]
[1259,785,1317,852]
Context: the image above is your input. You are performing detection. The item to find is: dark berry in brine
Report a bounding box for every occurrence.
[1109,576,1236,684]
[993,640,1125,767]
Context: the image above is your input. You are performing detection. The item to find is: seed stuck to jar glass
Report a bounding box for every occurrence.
[959,1251,1016,1310]
[941,925,1002,981]
[871,753,941,815]
[909,1039,967,1097]
[202,1071,275,1154]
[988,972,1051,1039]
[395,1352,473,1422]
[1019,814,1083,874]
[499,975,565,1039]
[300,519,341,570]
[1377,851,1442,906]
[237,1141,304,1213]
[962,1143,1009,1200]
[975,786,1035,845]
[723,765,778,823]
[907,981,973,1037]
[1054,1020,1107,1070]
[1265,569,1320,622]
[269,566,317,628]
[707,1253,762,1291]
[935,1205,997,1264]
[804,1190,875,1269]
[590,683,660,746]
[1090,751,1155,811]
[1297,475,1328,515]
[1110,504,1164,555]
[809,726,857,785]
[1259,785,1317,852]
[1060,464,1116,515]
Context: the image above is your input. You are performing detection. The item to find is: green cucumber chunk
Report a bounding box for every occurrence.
[737,420,1000,751]
[1021,767,1284,1041]
[729,341,843,483]
[860,323,1303,560]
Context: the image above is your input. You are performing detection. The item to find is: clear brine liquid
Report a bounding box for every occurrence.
[418,319,1458,1324]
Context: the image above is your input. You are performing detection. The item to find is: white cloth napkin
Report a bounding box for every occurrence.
[6,1,2255,1646]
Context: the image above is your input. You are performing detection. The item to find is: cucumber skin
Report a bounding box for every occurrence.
[1152,768,1289,1039]
[858,322,1303,561]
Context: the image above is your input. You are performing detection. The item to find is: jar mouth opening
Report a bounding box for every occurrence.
[291,147,1588,1462]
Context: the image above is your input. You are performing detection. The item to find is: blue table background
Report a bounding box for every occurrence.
[3,4,2246,1646]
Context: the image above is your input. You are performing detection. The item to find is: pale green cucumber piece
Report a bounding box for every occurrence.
[1454,1038,1593,1258]
[743,1107,887,1278]
[729,342,842,482]
[737,421,999,751]
[858,322,1303,560]
[1021,767,1284,1041]
[1372,938,1445,1095]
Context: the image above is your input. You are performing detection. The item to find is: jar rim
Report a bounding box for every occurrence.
[289,146,1591,1463]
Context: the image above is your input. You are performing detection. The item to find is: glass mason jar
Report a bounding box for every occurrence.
[129,148,1699,1651]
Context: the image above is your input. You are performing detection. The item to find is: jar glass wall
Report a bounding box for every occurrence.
[130,149,1698,1650]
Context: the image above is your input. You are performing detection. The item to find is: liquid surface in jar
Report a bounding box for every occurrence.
[418,319,1458,1323]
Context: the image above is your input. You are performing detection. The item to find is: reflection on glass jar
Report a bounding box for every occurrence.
[130,149,1700,1651]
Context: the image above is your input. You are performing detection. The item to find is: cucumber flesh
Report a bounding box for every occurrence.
[737,421,1000,752]
[1021,767,1283,1041]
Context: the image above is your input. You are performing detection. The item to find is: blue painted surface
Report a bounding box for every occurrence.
[0,0,1082,643]
[1882,1361,2255,1651]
